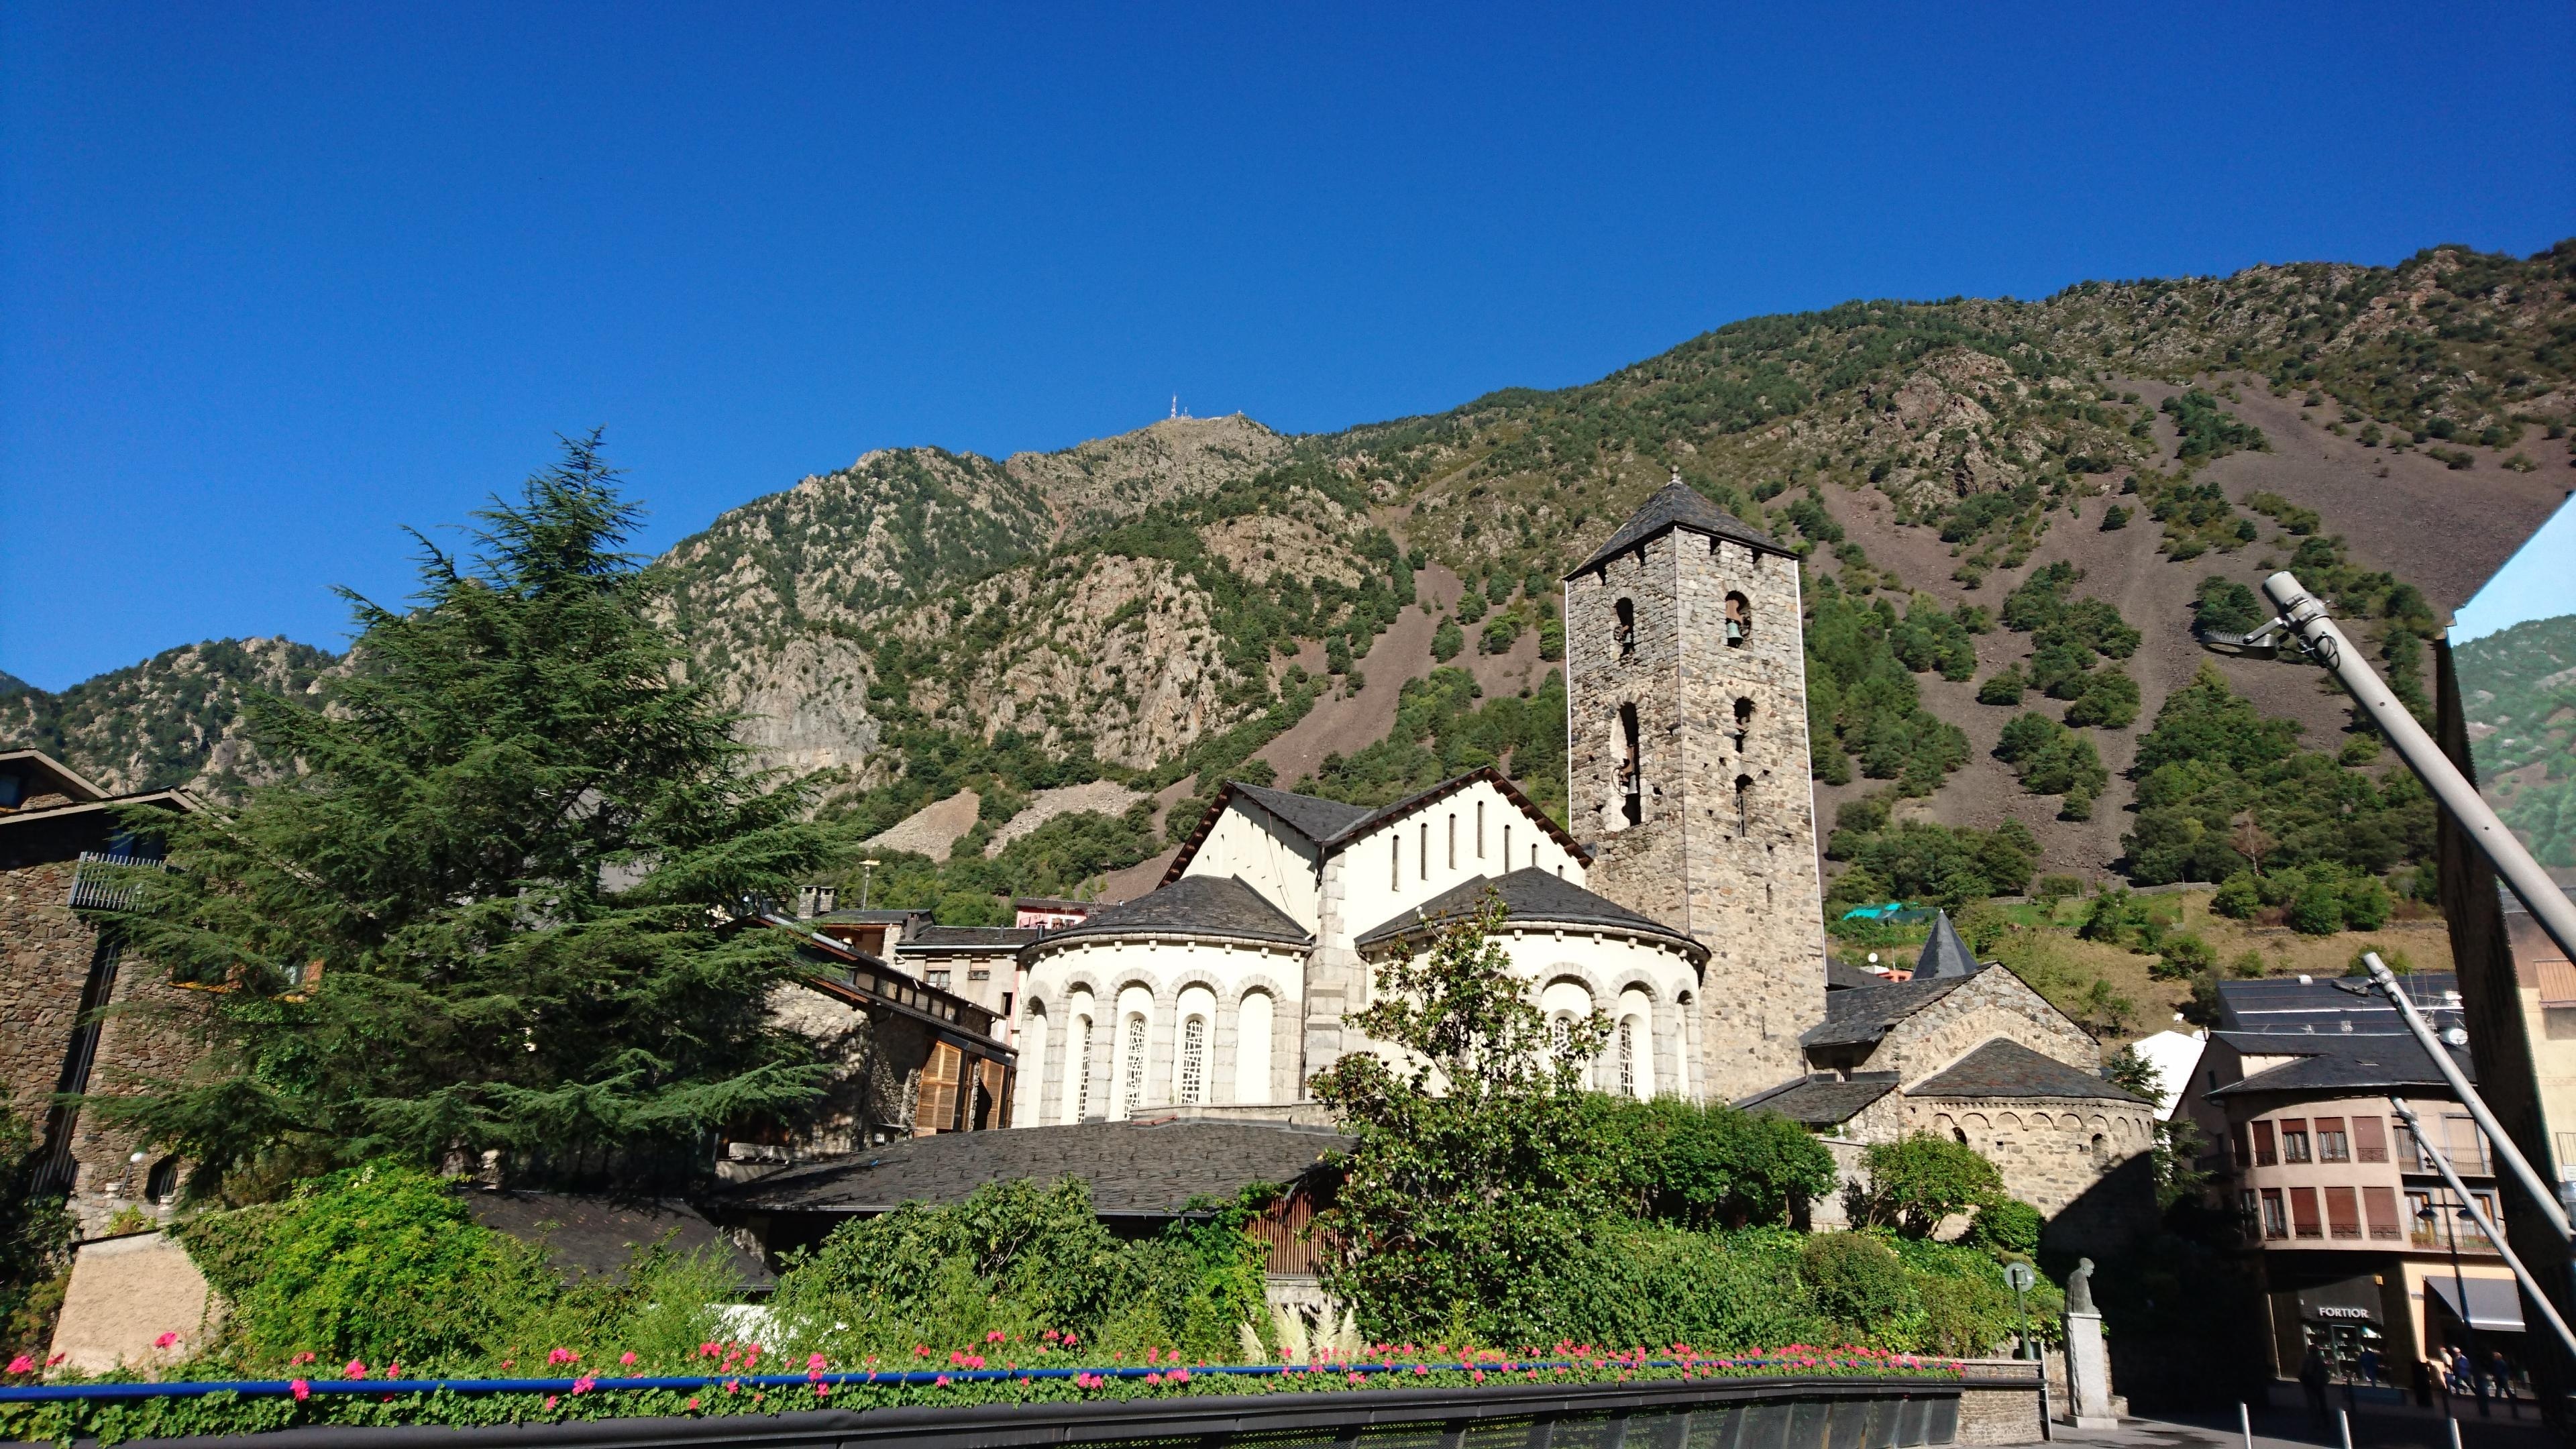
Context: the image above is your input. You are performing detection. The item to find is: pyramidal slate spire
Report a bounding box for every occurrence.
[1916,910,1979,979]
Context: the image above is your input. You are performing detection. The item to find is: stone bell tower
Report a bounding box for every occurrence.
[1562,473,1825,1100]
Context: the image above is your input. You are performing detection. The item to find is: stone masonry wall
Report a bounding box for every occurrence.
[1862,969,2098,1083]
[63,937,213,1236]
[1,861,95,1130]
[1904,1094,2156,1220]
[1568,526,1824,1101]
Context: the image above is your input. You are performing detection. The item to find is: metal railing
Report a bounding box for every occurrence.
[66,850,164,912]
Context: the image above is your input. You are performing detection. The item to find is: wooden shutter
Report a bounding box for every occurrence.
[917,1042,962,1136]
[2353,1116,2388,1163]
[2252,1121,2277,1165]
[2289,1186,2322,1238]
[2363,1186,2400,1240]
[2324,1185,2361,1239]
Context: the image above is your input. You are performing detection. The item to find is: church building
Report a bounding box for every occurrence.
[822,476,2154,1242]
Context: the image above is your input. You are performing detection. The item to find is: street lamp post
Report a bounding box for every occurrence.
[859,858,879,912]
[2420,1200,2491,1418]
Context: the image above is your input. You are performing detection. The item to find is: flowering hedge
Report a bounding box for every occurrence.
[1,1343,1962,1446]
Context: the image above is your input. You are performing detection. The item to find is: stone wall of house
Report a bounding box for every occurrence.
[1863,969,2098,1083]
[1,861,95,1128]
[762,983,935,1155]
[3,859,213,1235]
[1905,1094,2157,1223]
[1568,525,1823,1100]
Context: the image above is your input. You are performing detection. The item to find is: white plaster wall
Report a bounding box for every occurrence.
[1177,802,1324,931]
[1324,777,1587,973]
[1018,935,1307,1121]
[1350,926,1703,1098]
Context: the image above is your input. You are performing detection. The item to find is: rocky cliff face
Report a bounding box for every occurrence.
[0,638,334,796]
[13,244,2572,883]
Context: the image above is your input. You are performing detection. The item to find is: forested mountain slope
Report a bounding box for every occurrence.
[13,244,2571,911]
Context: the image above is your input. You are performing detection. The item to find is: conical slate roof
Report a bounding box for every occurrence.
[1566,474,1786,578]
[1915,910,1980,979]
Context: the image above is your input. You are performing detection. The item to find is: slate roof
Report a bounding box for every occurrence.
[1915,911,1979,979]
[1825,959,1886,990]
[1736,1073,1899,1126]
[1907,1040,2147,1104]
[2212,972,2463,1036]
[1167,768,1591,888]
[462,1191,775,1289]
[1228,782,1375,845]
[905,925,1040,951]
[1352,867,1701,955]
[722,1120,1354,1216]
[2207,1030,2473,1097]
[1030,874,1311,949]
[1567,476,1788,578]
[1801,973,1977,1049]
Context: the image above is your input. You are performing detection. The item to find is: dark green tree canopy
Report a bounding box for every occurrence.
[108,435,841,1196]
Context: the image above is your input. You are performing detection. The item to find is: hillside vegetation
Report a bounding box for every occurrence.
[13,244,2572,920]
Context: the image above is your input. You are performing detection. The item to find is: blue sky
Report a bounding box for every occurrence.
[4,3,2571,690]
[2453,495,2576,645]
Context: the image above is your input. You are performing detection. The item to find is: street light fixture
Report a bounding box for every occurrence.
[859,858,880,912]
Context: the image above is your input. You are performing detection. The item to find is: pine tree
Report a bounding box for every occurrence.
[104,435,840,1197]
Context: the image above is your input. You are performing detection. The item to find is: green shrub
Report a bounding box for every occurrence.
[2212,873,2261,918]
[1963,1199,2043,1256]
[1801,1234,1917,1332]
[1857,1136,2004,1236]
[773,1177,1267,1363]
[2288,873,2346,935]
[2342,874,2392,931]
[1978,665,2028,706]
[2152,932,2215,981]
[1597,1096,1836,1229]
[1431,619,1464,661]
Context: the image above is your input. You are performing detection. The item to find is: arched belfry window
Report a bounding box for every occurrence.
[1614,598,1636,658]
[1734,773,1753,834]
[1619,704,1643,828]
[1725,592,1752,647]
[1733,696,1754,753]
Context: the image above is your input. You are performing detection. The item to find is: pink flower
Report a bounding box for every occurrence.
[934,1374,951,1387]
[154,1332,179,1348]
[815,1383,833,1397]
[1146,1372,1163,1385]
[619,1352,637,1367]
[572,1376,595,1395]
[1414,1364,1428,1376]
[5,1356,32,1375]
[1171,1368,1191,1383]
[808,1353,827,1371]
[345,1360,368,1379]
[686,1397,700,1410]
[289,1379,310,1401]
[545,1395,559,1409]
[987,1330,1006,1343]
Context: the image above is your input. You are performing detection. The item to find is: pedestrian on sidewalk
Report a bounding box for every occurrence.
[2298,1344,2332,1438]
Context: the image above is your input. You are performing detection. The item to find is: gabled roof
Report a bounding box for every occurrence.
[2206,1030,2473,1097]
[462,1191,773,1289]
[1826,959,1886,990]
[1566,476,1788,579]
[904,925,1040,951]
[1352,866,1703,958]
[1915,910,1979,979]
[1163,766,1589,887]
[1736,1073,1899,1126]
[1228,782,1375,845]
[0,749,109,806]
[1801,973,1977,1049]
[721,1119,1353,1216]
[1030,874,1311,949]
[1907,1040,2145,1104]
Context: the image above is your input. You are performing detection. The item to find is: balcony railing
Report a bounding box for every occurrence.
[2410,1224,2501,1254]
[67,851,165,912]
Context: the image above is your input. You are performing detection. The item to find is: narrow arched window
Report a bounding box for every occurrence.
[1619,704,1643,828]
[1121,1014,1148,1116]
[1725,592,1752,647]
[1734,773,1753,833]
[1617,1021,1636,1097]
[1733,696,1755,753]
[1072,1016,1094,1122]
[1614,598,1637,658]
[1178,1017,1208,1105]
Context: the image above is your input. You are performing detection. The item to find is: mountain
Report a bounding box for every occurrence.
[10,242,2572,894]
[0,638,337,796]
[2459,612,2576,871]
